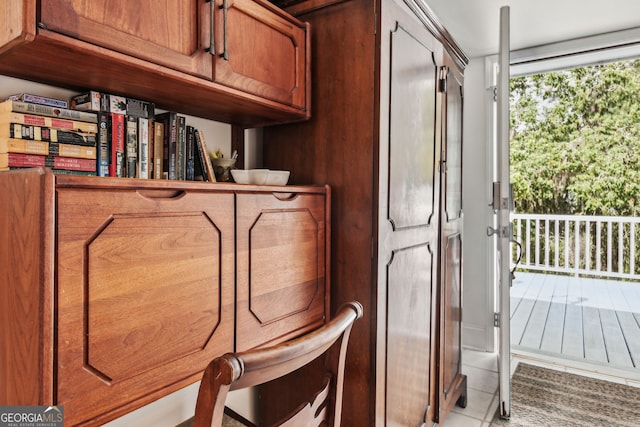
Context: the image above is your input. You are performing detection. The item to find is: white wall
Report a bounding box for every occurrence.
[461,57,495,352]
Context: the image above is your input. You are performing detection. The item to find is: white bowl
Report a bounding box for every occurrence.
[250,169,270,185]
[231,169,273,185]
[265,170,290,186]
[230,169,250,184]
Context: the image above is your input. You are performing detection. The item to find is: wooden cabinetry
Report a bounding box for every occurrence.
[0,168,329,426]
[261,0,468,425]
[0,0,310,127]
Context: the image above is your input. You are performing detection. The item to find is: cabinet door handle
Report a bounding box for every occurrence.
[221,0,229,60]
[206,0,216,55]
[272,192,298,201]
[136,189,187,200]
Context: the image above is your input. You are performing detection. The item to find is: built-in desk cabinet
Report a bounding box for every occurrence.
[0,168,329,426]
[0,0,310,126]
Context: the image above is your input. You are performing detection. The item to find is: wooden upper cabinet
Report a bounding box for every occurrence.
[213,0,309,109]
[39,0,213,79]
[0,0,310,126]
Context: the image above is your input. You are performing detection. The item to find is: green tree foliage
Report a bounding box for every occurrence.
[510,59,640,215]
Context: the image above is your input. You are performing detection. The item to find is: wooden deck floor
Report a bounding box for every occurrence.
[510,271,640,373]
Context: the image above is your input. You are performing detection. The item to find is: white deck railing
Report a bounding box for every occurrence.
[511,213,640,280]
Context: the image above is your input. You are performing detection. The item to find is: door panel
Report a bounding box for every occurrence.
[235,192,327,351]
[213,0,308,108]
[388,25,438,230]
[379,4,441,424]
[40,0,213,79]
[55,188,235,426]
[386,243,435,426]
[436,54,467,423]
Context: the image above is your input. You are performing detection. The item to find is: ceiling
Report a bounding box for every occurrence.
[425,0,640,58]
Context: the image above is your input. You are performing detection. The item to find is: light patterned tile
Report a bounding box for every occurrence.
[464,365,499,394]
[450,387,495,420]
[463,349,499,372]
[440,411,484,427]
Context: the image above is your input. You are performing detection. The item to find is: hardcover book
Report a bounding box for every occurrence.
[110,113,125,177]
[2,138,97,159]
[7,152,97,172]
[0,99,97,123]
[153,120,164,179]
[177,115,186,180]
[0,112,98,133]
[155,112,177,180]
[0,123,96,146]
[125,115,138,178]
[97,113,110,177]
[137,117,149,179]
[7,93,68,109]
[195,129,216,182]
[185,125,195,181]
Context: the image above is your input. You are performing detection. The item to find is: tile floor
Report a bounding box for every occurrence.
[443,348,640,427]
[441,348,500,427]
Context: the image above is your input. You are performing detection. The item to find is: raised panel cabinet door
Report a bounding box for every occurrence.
[379,1,442,424]
[438,58,467,422]
[39,0,213,79]
[55,187,235,426]
[235,190,328,351]
[212,0,309,110]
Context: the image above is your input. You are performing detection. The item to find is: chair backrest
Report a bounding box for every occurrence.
[193,301,363,427]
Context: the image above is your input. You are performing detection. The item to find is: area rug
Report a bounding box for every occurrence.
[490,363,640,427]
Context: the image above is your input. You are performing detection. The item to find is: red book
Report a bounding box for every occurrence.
[110,113,125,177]
[7,152,96,172]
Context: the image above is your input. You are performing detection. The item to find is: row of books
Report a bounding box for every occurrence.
[0,92,216,181]
[0,97,99,175]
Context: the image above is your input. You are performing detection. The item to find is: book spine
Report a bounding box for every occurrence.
[0,100,98,123]
[110,113,125,177]
[153,121,164,179]
[2,123,96,146]
[7,152,96,172]
[97,113,110,177]
[186,125,196,181]
[0,112,98,133]
[137,117,149,179]
[154,112,177,180]
[196,129,216,182]
[176,115,186,180]
[125,115,138,178]
[165,114,177,180]
[192,127,206,181]
[5,138,97,159]
[7,93,68,109]
[69,91,105,111]
[126,98,155,119]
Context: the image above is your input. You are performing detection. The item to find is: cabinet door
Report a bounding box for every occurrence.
[212,0,309,109]
[438,57,467,421]
[235,190,328,351]
[39,0,213,79]
[55,186,235,426]
[378,2,441,425]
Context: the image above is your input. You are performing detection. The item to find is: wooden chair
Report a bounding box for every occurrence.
[193,301,363,427]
